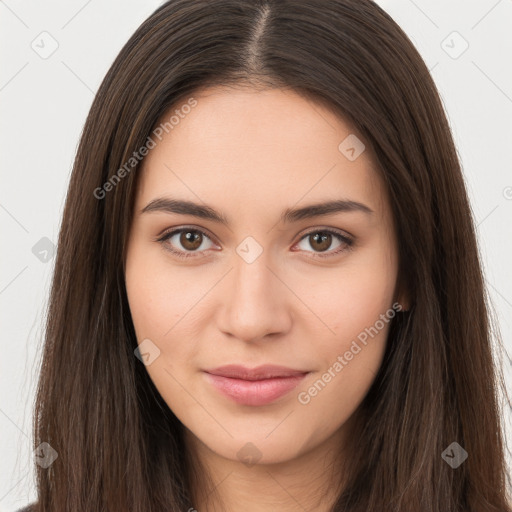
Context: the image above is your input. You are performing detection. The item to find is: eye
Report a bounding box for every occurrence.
[293,229,354,258]
[156,226,354,260]
[156,227,217,259]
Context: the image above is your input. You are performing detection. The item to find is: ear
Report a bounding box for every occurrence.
[395,293,410,312]
[394,279,411,312]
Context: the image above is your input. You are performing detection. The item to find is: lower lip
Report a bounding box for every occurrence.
[204,372,308,406]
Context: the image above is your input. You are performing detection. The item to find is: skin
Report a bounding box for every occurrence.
[124,85,407,511]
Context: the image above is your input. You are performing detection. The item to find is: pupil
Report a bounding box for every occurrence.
[312,232,331,252]
[181,231,201,250]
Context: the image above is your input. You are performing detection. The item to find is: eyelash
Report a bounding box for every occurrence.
[156,226,354,260]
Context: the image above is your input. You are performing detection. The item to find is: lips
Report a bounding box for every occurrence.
[205,364,308,380]
[203,364,309,406]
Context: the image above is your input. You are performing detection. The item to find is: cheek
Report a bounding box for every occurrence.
[125,240,217,381]
[296,279,393,423]
[125,239,199,341]
[296,238,397,406]
[306,241,397,343]
[125,243,203,411]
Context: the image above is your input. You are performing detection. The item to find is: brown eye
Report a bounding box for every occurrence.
[180,230,203,251]
[309,232,332,252]
[157,227,216,259]
[295,229,354,258]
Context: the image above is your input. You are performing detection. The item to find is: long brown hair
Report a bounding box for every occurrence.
[32,0,511,510]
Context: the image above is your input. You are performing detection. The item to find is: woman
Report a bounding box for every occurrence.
[23,0,512,510]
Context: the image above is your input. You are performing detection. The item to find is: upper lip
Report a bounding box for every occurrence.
[204,364,309,381]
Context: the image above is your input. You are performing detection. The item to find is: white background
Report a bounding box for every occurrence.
[1,0,511,510]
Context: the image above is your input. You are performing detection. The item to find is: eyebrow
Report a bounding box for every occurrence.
[140,197,373,225]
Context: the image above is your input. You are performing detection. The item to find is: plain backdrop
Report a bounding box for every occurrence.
[1,0,511,510]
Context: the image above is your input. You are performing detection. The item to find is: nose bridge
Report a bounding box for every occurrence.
[231,240,279,308]
[217,240,291,341]
[231,233,276,294]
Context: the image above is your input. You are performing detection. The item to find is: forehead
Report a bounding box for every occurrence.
[136,86,387,219]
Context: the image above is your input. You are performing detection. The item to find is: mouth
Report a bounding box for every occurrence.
[203,364,310,406]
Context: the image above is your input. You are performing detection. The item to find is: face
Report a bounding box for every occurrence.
[125,86,404,466]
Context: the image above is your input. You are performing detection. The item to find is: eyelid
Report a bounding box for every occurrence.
[295,225,355,241]
[292,227,354,258]
[155,224,216,241]
[155,225,219,259]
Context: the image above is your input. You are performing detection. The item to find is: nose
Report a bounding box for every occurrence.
[216,251,292,343]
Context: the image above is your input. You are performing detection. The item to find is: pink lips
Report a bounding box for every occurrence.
[203,364,309,406]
